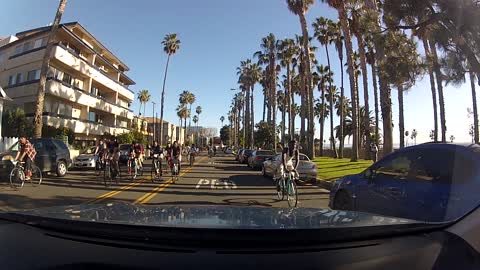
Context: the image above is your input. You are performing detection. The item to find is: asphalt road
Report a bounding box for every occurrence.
[0,153,330,211]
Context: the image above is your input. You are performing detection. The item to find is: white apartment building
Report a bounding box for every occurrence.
[0,22,135,142]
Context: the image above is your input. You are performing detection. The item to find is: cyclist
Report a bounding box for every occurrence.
[150,141,163,176]
[188,144,198,165]
[208,144,214,158]
[129,141,143,178]
[107,138,120,179]
[213,146,217,156]
[168,141,181,173]
[274,140,300,184]
[94,139,108,169]
[14,136,36,181]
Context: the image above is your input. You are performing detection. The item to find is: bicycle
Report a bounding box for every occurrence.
[94,154,105,177]
[127,156,143,180]
[276,169,299,207]
[9,160,42,189]
[169,157,179,183]
[150,154,162,182]
[189,152,195,166]
[103,158,119,187]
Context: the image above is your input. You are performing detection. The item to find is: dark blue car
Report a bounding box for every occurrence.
[329,143,480,223]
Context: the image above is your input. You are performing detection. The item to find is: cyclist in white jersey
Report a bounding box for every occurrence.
[274,140,300,181]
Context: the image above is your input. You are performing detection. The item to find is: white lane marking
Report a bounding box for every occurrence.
[196,179,209,189]
[196,178,237,189]
[211,179,217,189]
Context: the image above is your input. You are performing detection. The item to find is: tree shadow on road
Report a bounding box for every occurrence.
[0,193,94,211]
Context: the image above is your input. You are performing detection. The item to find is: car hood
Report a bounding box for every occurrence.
[8,201,419,229]
[0,151,15,162]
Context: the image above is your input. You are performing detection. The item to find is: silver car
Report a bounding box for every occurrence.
[73,146,97,169]
[262,153,317,183]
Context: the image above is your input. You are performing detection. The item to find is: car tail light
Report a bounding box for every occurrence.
[256,156,263,160]
[311,164,317,169]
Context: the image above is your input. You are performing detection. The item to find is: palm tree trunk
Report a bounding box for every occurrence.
[33,0,68,138]
[299,12,314,158]
[159,54,171,146]
[287,65,293,141]
[325,45,338,158]
[337,4,359,161]
[245,86,251,148]
[251,84,255,148]
[369,52,380,146]
[397,84,405,148]
[271,61,278,151]
[422,39,439,142]
[282,89,287,144]
[242,90,247,148]
[262,94,266,122]
[358,38,371,158]
[319,84,325,156]
[470,71,479,144]
[339,55,345,158]
[365,0,393,155]
[188,104,192,137]
[429,39,447,142]
[143,103,146,120]
[300,64,306,149]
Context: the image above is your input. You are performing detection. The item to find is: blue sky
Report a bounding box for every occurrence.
[0,0,476,144]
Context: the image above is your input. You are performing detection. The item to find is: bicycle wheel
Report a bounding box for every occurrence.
[103,161,112,187]
[276,177,285,201]
[95,159,102,176]
[172,164,178,184]
[286,179,298,208]
[10,167,25,189]
[30,165,43,186]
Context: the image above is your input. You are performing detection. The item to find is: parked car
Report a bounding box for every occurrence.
[73,146,97,169]
[329,143,480,222]
[224,147,233,154]
[247,150,275,170]
[239,149,254,164]
[0,138,72,177]
[235,149,244,161]
[262,153,317,183]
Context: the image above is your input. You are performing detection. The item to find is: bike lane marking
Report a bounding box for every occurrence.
[134,156,206,205]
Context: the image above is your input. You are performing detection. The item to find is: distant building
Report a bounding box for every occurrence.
[144,117,185,145]
[0,22,135,143]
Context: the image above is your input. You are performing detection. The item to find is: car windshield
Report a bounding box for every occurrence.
[81,147,96,155]
[1,0,480,236]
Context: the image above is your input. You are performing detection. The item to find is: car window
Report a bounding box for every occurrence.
[31,141,45,151]
[52,140,68,150]
[257,151,274,155]
[7,141,19,152]
[373,152,413,179]
[416,148,477,184]
[82,147,96,154]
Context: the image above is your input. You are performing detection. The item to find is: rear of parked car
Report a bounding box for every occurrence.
[248,150,275,169]
[241,149,254,164]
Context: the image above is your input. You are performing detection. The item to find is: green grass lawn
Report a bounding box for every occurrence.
[313,157,373,183]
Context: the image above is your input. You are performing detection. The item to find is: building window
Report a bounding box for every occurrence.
[14,45,23,55]
[27,70,41,81]
[0,52,5,64]
[34,38,45,48]
[90,86,98,95]
[8,75,15,86]
[53,68,63,80]
[88,111,96,122]
[62,73,72,85]
[23,41,33,52]
[15,73,23,84]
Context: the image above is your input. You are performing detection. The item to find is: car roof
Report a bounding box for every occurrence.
[392,143,480,158]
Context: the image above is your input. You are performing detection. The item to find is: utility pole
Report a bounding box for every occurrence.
[152,101,156,143]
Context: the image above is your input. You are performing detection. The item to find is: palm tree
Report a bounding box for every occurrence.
[335,106,375,147]
[429,39,447,142]
[247,63,262,147]
[195,106,202,146]
[278,38,298,140]
[324,0,359,161]
[179,90,196,136]
[220,116,225,127]
[159,33,181,145]
[327,85,339,156]
[255,33,279,151]
[331,21,346,157]
[193,115,199,145]
[176,104,189,135]
[349,2,372,156]
[33,0,68,138]
[138,89,151,118]
[287,0,315,158]
[313,65,331,156]
[365,39,380,146]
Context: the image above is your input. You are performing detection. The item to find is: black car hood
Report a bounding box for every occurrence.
[9,201,419,230]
